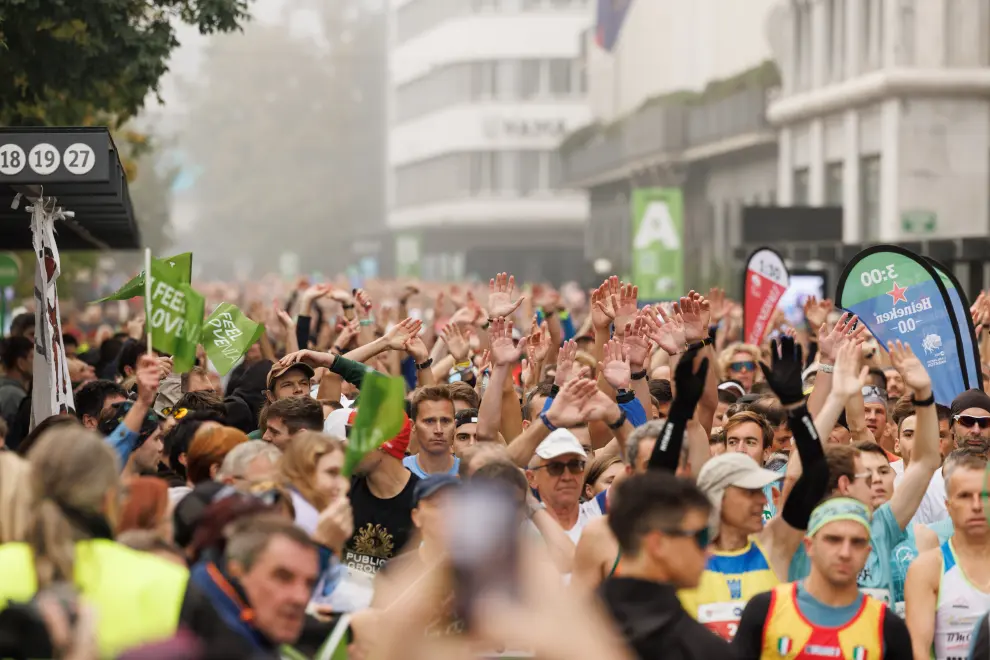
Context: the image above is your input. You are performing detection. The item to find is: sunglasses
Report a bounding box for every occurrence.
[955,415,990,430]
[853,470,874,488]
[862,386,887,399]
[661,526,710,550]
[730,361,756,372]
[532,459,585,477]
[160,407,189,420]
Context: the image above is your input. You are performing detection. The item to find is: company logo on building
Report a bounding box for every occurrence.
[873,297,932,325]
[633,201,680,250]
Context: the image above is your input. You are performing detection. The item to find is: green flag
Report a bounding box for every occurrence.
[92,253,193,303]
[343,372,407,477]
[200,302,266,376]
[147,258,203,373]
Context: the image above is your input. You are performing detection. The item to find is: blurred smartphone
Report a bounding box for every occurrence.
[447,484,520,630]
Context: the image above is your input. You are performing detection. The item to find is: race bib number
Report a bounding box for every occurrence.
[860,588,891,605]
[697,601,745,640]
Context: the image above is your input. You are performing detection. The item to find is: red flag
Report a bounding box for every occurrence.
[744,248,789,345]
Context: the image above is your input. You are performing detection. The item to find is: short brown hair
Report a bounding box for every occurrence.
[723,411,774,449]
[825,444,861,493]
[853,441,888,462]
[410,385,455,420]
[448,381,480,409]
[891,395,915,430]
[266,396,324,434]
[749,397,785,428]
[187,426,249,484]
[174,389,226,417]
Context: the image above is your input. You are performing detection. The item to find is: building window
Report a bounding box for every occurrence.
[793,168,810,205]
[548,59,573,95]
[518,151,541,196]
[828,0,845,81]
[860,155,881,239]
[518,60,541,98]
[472,0,501,11]
[825,162,844,205]
[470,62,499,99]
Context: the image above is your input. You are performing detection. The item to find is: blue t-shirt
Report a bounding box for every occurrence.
[403,454,460,479]
[890,516,956,606]
[788,501,904,606]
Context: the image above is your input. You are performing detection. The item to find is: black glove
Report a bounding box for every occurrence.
[669,345,709,421]
[759,336,805,405]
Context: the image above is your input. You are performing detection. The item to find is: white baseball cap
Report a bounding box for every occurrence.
[324,408,351,439]
[535,429,587,460]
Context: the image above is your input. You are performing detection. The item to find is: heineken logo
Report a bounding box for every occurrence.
[207,312,244,358]
[873,297,932,325]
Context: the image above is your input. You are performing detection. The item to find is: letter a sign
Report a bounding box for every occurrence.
[631,188,683,301]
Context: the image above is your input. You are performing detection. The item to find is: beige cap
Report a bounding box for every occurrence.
[696,452,781,540]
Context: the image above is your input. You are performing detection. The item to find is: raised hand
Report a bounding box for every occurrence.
[329,288,355,307]
[385,317,423,351]
[614,282,638,335]
[442,323,470,362]
[333,319,361,352]
[622,314,652,370]
[274,303,296,332]
[545,377,599,428]
[301,283,333,311]
[590,283,617,331]
[597,338,631,391]
[489,272,525,318]
[526,321,551,365]
[643,305,686,356]
[817,312,868,362]
[554,339,578,387]
[398,284,420,304]
[675,295,707,343]
[758,335,805,405]
[490,317,523,366]
[277,349,334,370]
[887,340,931,394]
[803,296,833,334]
[354,289,373,317]
[450,304,481,327]
[832,340,869,399]
[708,287,728,323]
[135,354,161,406]
[582,388,622,424]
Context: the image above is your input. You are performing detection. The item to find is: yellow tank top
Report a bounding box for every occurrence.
[762,583,886,659]
[678,539,779,640]
[0,539,189,658]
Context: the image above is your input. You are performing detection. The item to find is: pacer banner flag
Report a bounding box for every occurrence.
[744,247,789,345]
[926,257,983,391]
[836,245,971,405]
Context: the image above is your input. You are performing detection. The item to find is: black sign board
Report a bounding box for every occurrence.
[0,127,139,250]
[742,206,843,244]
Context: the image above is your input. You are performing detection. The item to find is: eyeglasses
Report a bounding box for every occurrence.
[861,386,887,399]
[955,415,990,430]
[660,526,710,550]
[853,470,874,487]
[531,459,585,477]
[160,407,189,420]
[730,361,756,372]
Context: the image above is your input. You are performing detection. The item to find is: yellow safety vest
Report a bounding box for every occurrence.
[762,583,886,659]
[0,539,189,658]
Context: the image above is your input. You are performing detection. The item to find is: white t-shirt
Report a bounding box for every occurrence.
[910,466,948,526]
[526,496,603,545]
[891,459,904,476]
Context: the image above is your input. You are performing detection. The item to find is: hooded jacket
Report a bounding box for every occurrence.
[599,577,737,660]
[223,360,271,434]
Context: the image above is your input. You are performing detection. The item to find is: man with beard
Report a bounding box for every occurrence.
[912,389,990,525]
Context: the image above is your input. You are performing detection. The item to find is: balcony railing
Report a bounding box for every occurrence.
[558,84,774,186]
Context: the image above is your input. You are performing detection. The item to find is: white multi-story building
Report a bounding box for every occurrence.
[387,0,593,282]
[768,0,990,242]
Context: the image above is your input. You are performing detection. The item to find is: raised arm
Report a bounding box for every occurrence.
[886,339,939,529]
[646,346,708,473]
[477,318,522,444]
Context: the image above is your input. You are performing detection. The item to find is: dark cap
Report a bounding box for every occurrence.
[265,362,315,391]
[172,481,228,548]
[951,389,990,418]
[413,474,460,507]
[454,408,479,428]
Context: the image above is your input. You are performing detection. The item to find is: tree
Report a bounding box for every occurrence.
[174,0,386,277]
[0,0,250,126]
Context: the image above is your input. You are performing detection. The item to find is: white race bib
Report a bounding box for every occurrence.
[697,601,746,640]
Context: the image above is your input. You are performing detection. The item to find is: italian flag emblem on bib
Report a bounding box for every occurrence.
[852,646,868,660]
[777,637,792,654]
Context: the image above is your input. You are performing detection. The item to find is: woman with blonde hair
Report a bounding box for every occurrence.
[716,342,763,393]
[279,431,350,536]
[0,451,32,542]
[0,426,188,657]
